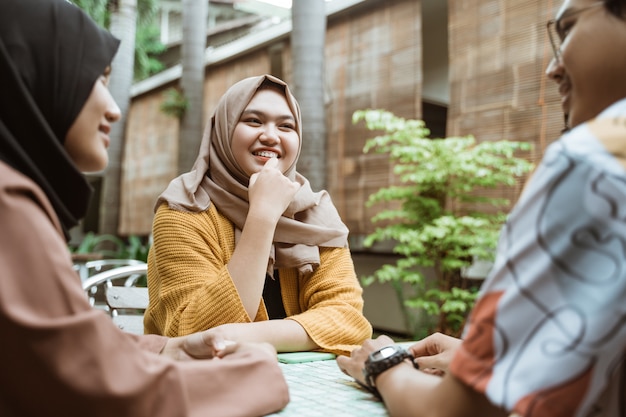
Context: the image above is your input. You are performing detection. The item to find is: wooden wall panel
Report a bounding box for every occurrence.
[325,0,422,239]
[447,0,564,218]
[120,87,179,234]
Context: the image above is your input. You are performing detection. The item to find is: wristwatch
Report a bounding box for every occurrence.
[362,345,418,398]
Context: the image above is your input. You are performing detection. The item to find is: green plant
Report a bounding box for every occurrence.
[71,232,126,258]
[73,0,165,81]
[355,109,534,338]
[134,23,166,81]
[70,232,151,262]
[160,87,188,118]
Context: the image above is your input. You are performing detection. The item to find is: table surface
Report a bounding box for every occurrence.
[266,357,389,417]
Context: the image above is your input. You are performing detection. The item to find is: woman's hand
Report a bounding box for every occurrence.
[160,329,276,361]
[408,332,462,376]
[248,157,300,223]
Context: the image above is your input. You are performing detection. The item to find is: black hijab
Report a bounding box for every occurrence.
[0,0,120,238]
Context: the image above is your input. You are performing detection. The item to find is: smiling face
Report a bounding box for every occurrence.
[64,67,121,172]
[546,0,626,128]
[231,87,300,177]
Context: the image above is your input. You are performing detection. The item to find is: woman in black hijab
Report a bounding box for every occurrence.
[0,0,120,236]
[0,1,288,416]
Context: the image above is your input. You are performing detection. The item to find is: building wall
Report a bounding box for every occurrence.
[120,0,424,237]
[120,0,564,239]
[120,84,179,234]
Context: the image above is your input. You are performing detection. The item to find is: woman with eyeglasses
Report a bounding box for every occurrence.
[337,1,626,416]
[0,1,288,415]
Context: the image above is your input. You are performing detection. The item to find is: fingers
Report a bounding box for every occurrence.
[213,340,238,358]
[336,355,350,372]
[248,157,278,188]
[264,156,279,169]
[374,334,395,346]
[414,353,449,371]
[249,172,259,188]
[202,332,243,358]
[179,333,210,359]
[182,330,234,359]
[408,332,458,357]
[247,158,300,219]
[407,333,440,357]
[407,333,462,374]
[249,157,297,191]
[418,367,445,377]
[336,355,363,382]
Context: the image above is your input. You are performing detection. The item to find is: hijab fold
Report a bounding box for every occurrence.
[156,75,349,275]
[0,0,119,238]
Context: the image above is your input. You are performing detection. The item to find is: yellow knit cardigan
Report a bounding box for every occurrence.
[144,204,372,355]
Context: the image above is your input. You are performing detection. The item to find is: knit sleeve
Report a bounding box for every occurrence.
[280,247,373,356]
[145,204,257,336]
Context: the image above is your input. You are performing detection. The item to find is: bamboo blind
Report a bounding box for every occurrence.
[325,0,423,239]
[447,0,564,214]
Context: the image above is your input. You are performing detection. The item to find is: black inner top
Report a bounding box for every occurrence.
[263,270,286,319]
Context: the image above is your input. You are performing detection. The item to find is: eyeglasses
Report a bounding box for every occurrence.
[547,1,604,61]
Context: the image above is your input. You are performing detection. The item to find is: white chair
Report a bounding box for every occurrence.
[82,264,149,334]
[74,258,147,282]
[80,261,147,307]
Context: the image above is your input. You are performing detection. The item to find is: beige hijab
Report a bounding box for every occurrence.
[156,74,348,275]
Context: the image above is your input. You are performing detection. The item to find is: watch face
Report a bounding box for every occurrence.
[372,346,398,361]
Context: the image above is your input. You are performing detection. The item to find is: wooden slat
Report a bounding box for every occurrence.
[111,316,145,335]
[105,286,148,335]
[105,287,149,310]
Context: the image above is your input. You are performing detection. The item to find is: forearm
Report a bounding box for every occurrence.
[227,211,276,319]
[377,363,440,417]
[146,259,254,336]
[214,320,318,352]
[376,365,507,417]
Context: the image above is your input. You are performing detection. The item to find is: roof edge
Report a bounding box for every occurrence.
[131,0,367,97]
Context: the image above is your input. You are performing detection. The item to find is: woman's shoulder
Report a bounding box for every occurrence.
[152,201,236,252]
[0,162,52,209]
[0,161,63,234]
[154,201,234,230]
[318,246,355,268]
[0,161,36,191]
[558,116,626,177]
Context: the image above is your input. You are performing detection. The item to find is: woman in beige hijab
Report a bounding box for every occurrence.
[145,74,372,355]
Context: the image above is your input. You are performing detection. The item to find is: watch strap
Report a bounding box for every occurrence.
[362,346,417,399]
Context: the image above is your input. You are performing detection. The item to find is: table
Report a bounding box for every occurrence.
[266,358,389,416]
